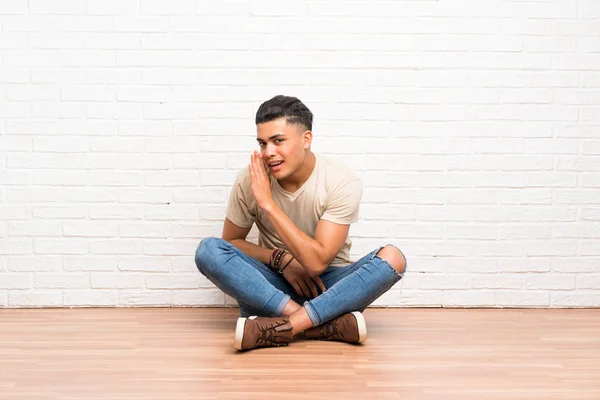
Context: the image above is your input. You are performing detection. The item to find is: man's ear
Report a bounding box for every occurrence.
[302,130,313,150]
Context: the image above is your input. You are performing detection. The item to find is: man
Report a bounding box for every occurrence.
[195,95,406,351]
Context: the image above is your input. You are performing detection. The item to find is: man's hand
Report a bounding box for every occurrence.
[249,151,275,211]
[281,254,327,298]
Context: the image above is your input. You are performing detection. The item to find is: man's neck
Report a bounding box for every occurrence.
[278,152,316,193]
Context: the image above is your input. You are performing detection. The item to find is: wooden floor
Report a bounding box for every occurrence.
[1,308,599,400]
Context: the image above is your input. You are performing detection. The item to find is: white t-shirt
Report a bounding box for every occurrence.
[226,153,363,267]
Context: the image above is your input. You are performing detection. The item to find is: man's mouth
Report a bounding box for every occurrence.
[268,160,284,171]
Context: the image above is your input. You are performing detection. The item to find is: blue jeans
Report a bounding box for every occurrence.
[194,237,405,326]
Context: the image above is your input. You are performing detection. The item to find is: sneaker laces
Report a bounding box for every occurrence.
[318,319,344,341]
[256,319,289,347]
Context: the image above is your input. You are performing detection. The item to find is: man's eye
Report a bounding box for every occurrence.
[258,142,266,147]
[275,139,283,144]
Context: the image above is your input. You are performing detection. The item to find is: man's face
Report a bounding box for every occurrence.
[256,118,310,181]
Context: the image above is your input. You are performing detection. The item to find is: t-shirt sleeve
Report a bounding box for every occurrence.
[225,169,256,229]
[321,177,363,225]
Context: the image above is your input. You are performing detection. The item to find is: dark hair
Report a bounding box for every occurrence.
[255,95,313,131]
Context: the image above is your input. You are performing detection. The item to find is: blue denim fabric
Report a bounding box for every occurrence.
[194,237,405,326]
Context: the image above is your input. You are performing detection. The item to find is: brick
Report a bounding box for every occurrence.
[0,273,31,289]
[118,257,171,272]
[145,171,200,187]
[117,86,171,103]
[61,86,115,101]
[0,69,30,84]
[495,291,549,307]
[0,0,28,14]
[33,137,89,153]
[35,239,88,255]
[63,291,118,306]
[30,0,82,14]
[63,222,119,237]
[498,259,550,273]
[2,16,58,32]
[112,17,168,32]
[31,170,88,186]
[0,238,34,255]
[498,189,553,205]
[576,275,600,290]
[142,241,196,256]
[35,273,89,289]
[87,69,142,84]
[552,258,600,273]
[559,157,599,176]
[5,51,60,69]
[471,274,522,290]
[9,292,62,307]
[526,173,577,188]
[580,209,600,221]
[89,205,144,220]
[85,34,138,51]
[9,221,62,237]
[442,291,496,307]
[28,33,85,49]
[33,206,87,219]
[173,289,225,306]
[524,275,575,290]
[141,0,194,15]
[0,170,31,184]
[59,16,112,32]
[117,188,172,204]
[419,274,471,290]
[554,125,600,139]
[83,0,137,15]
[145,138,200,153]
[446,258,497,274]
[91,273,144,289]
[145,274,202,289]
[119,222,172,238]
[550,293,599,307]
[498,226,551,240]
[119,291,173,306]
[524,241,578,257]
[581,242,600,256]
[64,256,118,271]
[6,85,60,101]
[88,171,144,187]
[89,240,142,255]
[371,289,442,307]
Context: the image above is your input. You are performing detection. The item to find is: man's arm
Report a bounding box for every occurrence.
[248,150,352,276]
[222,216,326,298]
[262,203,349,276]
[221,218,272,265]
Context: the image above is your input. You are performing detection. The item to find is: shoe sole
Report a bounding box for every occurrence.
[234,316,257,350]
[351,311,368,343]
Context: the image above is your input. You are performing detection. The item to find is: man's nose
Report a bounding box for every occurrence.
[264,143,276,156]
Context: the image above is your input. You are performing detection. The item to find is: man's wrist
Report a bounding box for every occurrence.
[261,200,278,215]
[269,248,293,274]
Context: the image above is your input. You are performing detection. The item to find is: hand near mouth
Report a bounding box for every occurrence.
[249,151,275,212]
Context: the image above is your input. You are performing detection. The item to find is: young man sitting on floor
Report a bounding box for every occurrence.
[195,95,407,351]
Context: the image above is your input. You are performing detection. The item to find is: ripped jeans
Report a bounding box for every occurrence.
[194,237,405,326]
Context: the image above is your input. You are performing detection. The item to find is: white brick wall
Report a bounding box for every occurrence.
[1,0,599,308]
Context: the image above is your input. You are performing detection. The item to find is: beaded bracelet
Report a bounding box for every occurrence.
[273,250,286,270]
[270,248,283,269]
[269,247,289,271]
[269,248,279,268]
